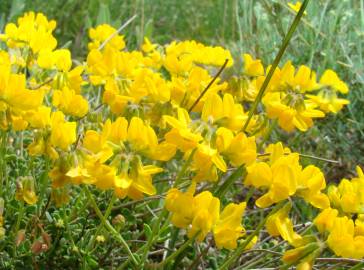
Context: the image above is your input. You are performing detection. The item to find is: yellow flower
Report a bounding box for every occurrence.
[263,92,324,132]
[243,54,264,77]
[188,191,220,241]
[191,143,227,182]
[288,2,307,15]
[165,182,196,228]
[3,12,57,53]
[327,216,364,259]
[319,69,349,94]
[245,152,301,208]
[282,243,321,269]
[50,111,77,151]
[52,87,89,117]
[169,67,228,111]
[25,106,51,129]
[213,202,246,249]
[0,56,44,112]
[166,184,226,242]
[15,177,38,205]
[216,128,257,167]
[266,203,302,246]
[38,49,72,71]
[83,121,113,163]
[287,65,319,92]
[88,24,126,51]
[164,40,233,75]
[306,91,349,114]
[108,116,176,161]
[142,37,157,53]
[202,93,248,131]
[10,114,28,131]
[326,166,364,214]
[123,158,163,199]
[313,208,338,233]
[164,107,203,152]
[296,165,330,209]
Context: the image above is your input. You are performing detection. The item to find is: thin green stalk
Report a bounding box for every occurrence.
[173,148,196,188]
[243,186,255,204]
[188,60,229,112]
[139,149,196,265]
[257,119,277,151]
[12,201,25,256]
[349,261,364,270]
[156,233,198,268]
[242,0,310,132]
[165,227,180,259]
[219,202,285,269]
[86,192,117,251]
[257,152,339,164]
[62,205,84,263]
[0,130,7,196]
[214,165,245,197]
[84,186,139,266]
[37,158,50,216]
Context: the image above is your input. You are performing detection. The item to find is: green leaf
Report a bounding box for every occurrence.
[8,0,25,21]
[96,2,111,25]
[86,254,99,268]
[143,223,152,240]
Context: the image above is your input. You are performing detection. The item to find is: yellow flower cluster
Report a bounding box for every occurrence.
[261,166,364,267]
[229,55,349,132]
[314,167,364,259]
[166,182,247,249]
[50,116,175,200]
[245,142,329,208]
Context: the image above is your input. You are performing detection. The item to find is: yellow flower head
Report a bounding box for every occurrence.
[15,177,38,205]
[266,203,302,246]
[88,24,126,51]
[288,2,307,15]
[243,54,264,77]
[52,87,89,117]
[319,69,349,94]
[50,111,77,151]
[213,202,246,249]
[4,12,57,53]
[246,142,328,209]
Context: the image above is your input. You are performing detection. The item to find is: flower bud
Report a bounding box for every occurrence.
[112,214,125,228]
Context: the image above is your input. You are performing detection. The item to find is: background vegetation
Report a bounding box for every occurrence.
[0,0,363,268]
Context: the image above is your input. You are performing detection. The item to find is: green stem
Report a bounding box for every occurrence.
[84,186,139,266]
[12,201,25,256]
[188,60,229,112]
[219,202,285,269]
[62,205,84,263]
[86,192,117,251]
[349,262,364,270]
[37,158,50,216]
[173,148,196,188]
[157,233,198,268]
[166,227,180,259]
[139,149,196,265]
[0,130,7,196]
[214,165,245,197]
[242,0,310,132]
[257,119,277,151]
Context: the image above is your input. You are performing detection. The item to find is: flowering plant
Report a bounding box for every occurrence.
[0,2,361,269]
